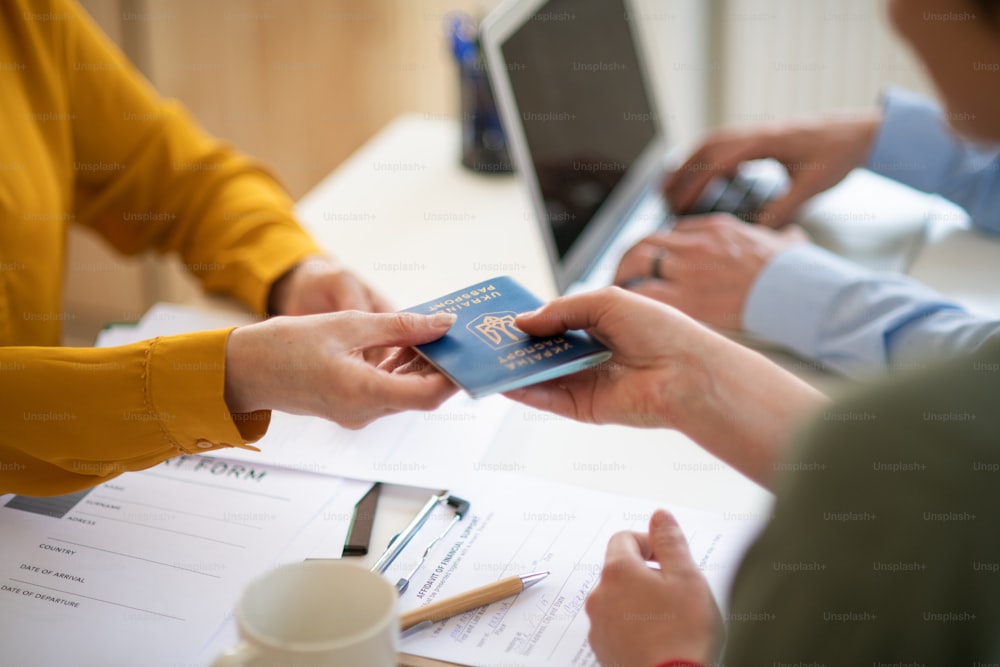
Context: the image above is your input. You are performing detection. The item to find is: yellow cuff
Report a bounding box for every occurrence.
[146,328,267,454]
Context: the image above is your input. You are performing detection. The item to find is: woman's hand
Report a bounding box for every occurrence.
[224,310,458,429]
[268,256,392,316]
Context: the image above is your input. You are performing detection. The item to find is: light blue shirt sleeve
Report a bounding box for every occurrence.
[743,245,1000,377]
[742,88,1000,377]
[868,87,1000,234]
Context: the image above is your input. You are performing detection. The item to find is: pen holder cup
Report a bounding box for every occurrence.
[458,58,513,175]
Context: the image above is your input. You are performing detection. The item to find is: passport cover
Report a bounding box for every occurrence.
[402,276,611,398]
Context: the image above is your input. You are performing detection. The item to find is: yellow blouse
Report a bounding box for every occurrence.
[0,0,322,495]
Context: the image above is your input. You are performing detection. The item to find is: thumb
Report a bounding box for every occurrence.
[340,311,457,349]
[515,289,616,336]
[647,510,699,576]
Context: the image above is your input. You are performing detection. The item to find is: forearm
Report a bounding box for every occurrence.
[675,333,828,489]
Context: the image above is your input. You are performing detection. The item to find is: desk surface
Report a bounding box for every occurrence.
[295,115,774,513]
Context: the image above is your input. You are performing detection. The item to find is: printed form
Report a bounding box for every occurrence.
[0,456,369,667]
[387,474,767,667]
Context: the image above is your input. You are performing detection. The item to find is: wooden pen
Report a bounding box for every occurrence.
[400,571,549,631]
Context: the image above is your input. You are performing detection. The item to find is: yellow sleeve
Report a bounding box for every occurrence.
[0,329,269,496]
[59,0,322,314]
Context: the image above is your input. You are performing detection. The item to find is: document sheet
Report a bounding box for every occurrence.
[0,456,369,667]
[386,474,766,667]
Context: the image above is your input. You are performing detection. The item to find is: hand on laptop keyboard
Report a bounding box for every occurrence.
[669,165,787,225]
[665,116,881,227]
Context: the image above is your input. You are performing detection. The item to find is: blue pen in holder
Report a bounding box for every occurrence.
[448,13,512,174]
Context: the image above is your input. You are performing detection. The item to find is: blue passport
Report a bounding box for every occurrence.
[402,276,612,398]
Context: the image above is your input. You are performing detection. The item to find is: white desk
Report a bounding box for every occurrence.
[294,115,773,513]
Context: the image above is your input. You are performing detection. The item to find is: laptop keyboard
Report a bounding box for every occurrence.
[570,162,789,294]
[682,165,786,224]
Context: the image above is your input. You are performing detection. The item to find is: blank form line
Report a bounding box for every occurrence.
[89,495,262,530]
[73,512,247,548]
[547,515,613,659]
[47,538,222,578]
[136,471,292,501]
[10,578,185,621]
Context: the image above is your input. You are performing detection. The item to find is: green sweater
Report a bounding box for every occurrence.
[726,340,1000,666]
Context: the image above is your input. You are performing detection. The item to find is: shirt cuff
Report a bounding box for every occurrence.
[867,87,955,193]
[145,328,268,454]
[743,244,871,360]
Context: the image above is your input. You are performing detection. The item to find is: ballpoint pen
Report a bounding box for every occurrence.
[400,571,549,632]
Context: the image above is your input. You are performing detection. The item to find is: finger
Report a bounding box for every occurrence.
[614,243,668,286]
[666,144,760,213]
[376,347,416,373]
[392,355,436,375]
[666,159,737,214]
[340,311,457,349]
[503,373,594,422]
[604,529,650,564]
[669,213,732,233]
[366,368,459,412]
[647,510,699,576]
[514,287,627,337]
[363,348,390,365]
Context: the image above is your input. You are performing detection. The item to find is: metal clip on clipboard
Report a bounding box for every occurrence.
[370,492,471,594]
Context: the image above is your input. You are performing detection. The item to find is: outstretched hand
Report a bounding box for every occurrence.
[225,310,458,429]
[505,287,716,429]
[505,287,828,487]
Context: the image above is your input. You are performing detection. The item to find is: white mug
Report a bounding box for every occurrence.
[212,560,398,667]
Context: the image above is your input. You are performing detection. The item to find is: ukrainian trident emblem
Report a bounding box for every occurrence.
[467,311,528,349]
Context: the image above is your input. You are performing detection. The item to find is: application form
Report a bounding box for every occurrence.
[0,456,366,667]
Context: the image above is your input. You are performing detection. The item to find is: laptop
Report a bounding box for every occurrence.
[480,0,783,293]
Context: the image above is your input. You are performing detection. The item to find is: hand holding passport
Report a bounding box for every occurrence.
[402,276,610,398]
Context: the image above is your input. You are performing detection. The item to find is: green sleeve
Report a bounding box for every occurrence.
[724,341,1000,666]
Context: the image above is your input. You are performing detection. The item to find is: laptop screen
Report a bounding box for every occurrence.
[499,0,658,261]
